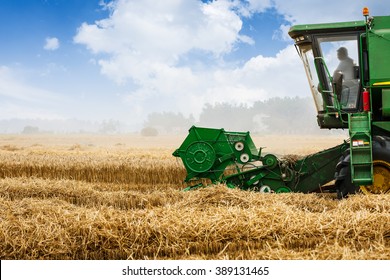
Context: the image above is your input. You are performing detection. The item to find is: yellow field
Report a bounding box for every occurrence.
[0,133,389,260]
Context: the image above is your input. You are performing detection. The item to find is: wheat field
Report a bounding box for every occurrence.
[0,133,389,260]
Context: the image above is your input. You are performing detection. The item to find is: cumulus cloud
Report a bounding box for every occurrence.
[74,0,245,62]
[73,0,390,122]
[74,0,268,117]
[0,66,50,101]
[44,37,60,51]
[235,0,273,17]
[0,66,72,122]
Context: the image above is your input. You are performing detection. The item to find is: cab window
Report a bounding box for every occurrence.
[316,35,360,110]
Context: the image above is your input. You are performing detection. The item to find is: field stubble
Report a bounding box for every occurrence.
[0,133,389,260]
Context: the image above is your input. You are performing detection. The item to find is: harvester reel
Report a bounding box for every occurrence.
[184,141,216,173]
[174,126,351,194]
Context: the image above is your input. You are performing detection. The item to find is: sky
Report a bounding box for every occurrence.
[0,0,389,131]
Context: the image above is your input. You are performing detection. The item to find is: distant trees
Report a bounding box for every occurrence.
[143,112,195,134]
[99,119,119,134]
[198,97,319,134]
[142,96,322,135]
[140,126,159,137]
[22,126,40,134]
[198,103,254,132]
[251,97,318,134]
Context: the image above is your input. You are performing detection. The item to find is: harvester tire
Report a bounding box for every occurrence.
[334,155,357,199]
[335,136,390,198]
[372,136,390,162]
[361,136,390,194]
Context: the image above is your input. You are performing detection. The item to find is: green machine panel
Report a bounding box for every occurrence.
[382,89,390,117]
[368,16,390,84]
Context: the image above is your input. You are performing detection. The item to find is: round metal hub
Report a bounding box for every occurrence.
[184,141,216,173]
[194,150,207,163]
[259,185,271,193]
[275,187,291,193]
[234,141,244,151]
[360,160,390,194]
[262,154,278,169]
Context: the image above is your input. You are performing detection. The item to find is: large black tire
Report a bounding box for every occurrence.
[334,152,357,199]
[335,136,390,199]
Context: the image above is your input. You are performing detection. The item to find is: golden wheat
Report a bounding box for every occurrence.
[1,178,389,260]
[0,134,389,260]
[0,148,186,184]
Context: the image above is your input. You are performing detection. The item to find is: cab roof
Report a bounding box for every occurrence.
[288,20,366,39]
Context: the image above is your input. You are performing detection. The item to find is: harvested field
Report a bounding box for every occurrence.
[0,133,389,260]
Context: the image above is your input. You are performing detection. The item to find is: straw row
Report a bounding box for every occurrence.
[0,177,182,210]
[0,149,186,184]
[1,181,389,260]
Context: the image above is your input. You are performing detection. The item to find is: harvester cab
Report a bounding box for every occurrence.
[174,7,390,197]
[289,24,362,127]
[289,7,390,196]
[288,9,369,129]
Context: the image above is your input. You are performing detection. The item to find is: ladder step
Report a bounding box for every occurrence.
[352,178,373,185]
[348,112,373,185]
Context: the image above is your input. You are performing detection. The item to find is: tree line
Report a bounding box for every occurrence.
[142,96,327,135]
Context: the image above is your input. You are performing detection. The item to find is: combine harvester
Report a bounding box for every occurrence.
[173,8,390,198]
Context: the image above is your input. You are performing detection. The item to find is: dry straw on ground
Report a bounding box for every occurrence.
[1,181,389,260]
[0,148,186,184]
[0,134,389,260]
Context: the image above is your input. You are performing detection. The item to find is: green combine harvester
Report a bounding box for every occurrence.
[173,7,390,198]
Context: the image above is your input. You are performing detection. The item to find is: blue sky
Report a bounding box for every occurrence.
[0,0,389,130]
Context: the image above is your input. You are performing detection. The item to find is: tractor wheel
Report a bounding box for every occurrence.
[360,135,390,194]
[360,160,390,194]
[335,136,390,198]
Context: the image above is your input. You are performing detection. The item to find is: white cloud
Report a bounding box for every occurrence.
[73,0,390,124]
[74,0,245,73]
[236,0,273,16]
[0,66,52,102]
[204,45,307,105]
[72,0,309,121]
[44,37,60,51]
[0,102,63,120]
[272,1,390,42]
[247,0,389,24]
[77,1,206,55]
[0,65,65,119]
[117,44,307,121]
[74,0,262,118]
